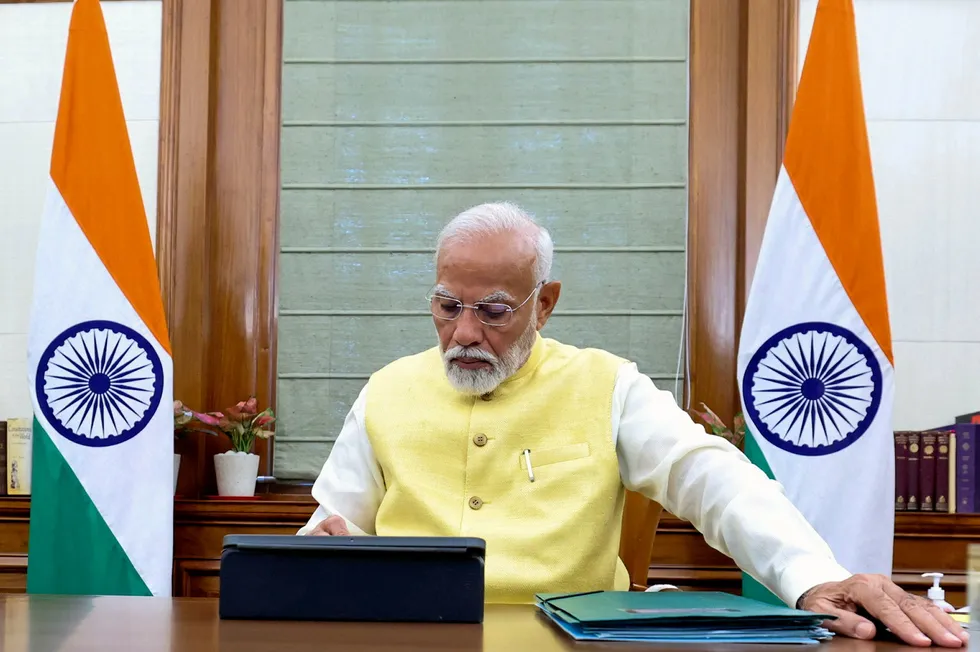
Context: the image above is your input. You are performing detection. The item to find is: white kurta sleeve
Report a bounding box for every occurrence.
[612,363,852,607]
[297,384,386,536]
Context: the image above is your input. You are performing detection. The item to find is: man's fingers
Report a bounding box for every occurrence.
[881,583,966,647]
[818,606,876,640]
[923,601,970,645]
[323,515,350,535]
[882,584,968,645]
[851,584,931,647]
[310,515,350,536]
[898,599,963,648]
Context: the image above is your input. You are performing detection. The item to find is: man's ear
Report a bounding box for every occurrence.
[535,281,561,329]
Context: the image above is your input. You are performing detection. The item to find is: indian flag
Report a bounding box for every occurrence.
[737,0,894,603]
[25,0,173,597]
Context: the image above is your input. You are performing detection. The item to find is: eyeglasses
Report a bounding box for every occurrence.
[426,283,543,327]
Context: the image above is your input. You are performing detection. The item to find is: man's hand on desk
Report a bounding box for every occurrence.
[307,515,350,536]
[799,574,967,648]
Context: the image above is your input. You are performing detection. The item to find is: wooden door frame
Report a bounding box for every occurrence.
[156,0,799,495]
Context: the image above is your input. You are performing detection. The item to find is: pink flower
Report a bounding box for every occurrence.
[254,415,274,428]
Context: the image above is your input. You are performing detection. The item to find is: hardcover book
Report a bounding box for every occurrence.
[0,421,6,497]
[6,418,32,496]
[907,431,921,511]
[936,430,951,513]
[919,431,937,512]
[955,424,977,513]
[894,431,909,511]
[949,431,957,513]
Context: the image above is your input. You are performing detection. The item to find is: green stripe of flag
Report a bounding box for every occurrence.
[27,419,150,596]
[742,428,784,606]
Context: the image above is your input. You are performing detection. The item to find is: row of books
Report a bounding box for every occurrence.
[895,411,980,513]
[0,419,32,496]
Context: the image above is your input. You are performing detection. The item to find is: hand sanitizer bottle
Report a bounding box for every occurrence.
[922,572,954,612]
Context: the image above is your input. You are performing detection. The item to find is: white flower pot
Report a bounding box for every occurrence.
[214,451,260,497]
[173,453,181,495]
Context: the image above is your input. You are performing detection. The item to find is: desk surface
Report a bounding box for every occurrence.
[0,594,921,651]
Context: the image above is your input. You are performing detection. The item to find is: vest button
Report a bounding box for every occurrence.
[473,433,488,447]
[468,496,483,510]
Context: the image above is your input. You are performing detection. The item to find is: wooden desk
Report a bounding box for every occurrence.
[0,594,923,651]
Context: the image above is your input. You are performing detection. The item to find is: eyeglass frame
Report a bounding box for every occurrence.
[425,281,545,327]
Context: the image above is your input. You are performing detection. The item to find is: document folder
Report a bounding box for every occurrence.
[535,590,836,644]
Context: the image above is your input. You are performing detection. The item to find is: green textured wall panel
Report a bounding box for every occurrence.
[283,0,688,61]
[282,63,687,123]
[280,188,687,249]
[280,125,687,185]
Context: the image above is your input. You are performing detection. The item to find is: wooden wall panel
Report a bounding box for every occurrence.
[157,0,282,496]
[687,0,798,423]
[738,0,798,313]
[686,0,742,422]
[176,560,221,598]
[0,556,27,593]
[204,0,282,455]
[159,0,215,499]
[0,498,29,593]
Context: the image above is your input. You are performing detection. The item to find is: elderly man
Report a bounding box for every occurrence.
[300,202,965,648]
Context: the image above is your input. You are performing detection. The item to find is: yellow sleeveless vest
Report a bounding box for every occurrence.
[363,335,630,603]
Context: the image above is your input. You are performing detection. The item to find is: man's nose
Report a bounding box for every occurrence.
[452,308,485,348]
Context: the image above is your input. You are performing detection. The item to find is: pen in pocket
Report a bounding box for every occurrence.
[523,448,535,482]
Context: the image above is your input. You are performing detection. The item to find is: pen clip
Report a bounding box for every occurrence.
[523,448,535,482]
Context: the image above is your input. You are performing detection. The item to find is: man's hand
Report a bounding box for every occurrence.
[307,515,350,536]
[799,574,967,648]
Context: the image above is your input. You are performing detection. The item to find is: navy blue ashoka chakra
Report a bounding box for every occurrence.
[35,320,164,448]
[742,321,882,456]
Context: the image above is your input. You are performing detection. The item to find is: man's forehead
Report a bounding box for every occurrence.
[437,232,535,272]
[434,230,537,297]
[432,283,514,301]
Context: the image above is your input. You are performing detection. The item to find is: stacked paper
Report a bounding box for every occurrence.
[535,590,836,645]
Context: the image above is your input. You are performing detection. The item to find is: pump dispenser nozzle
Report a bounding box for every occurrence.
[921,572,954,612]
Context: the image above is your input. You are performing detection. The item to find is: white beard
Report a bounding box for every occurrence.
[441,308,538,396]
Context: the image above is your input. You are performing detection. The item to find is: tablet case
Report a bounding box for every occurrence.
[218,534,486,623]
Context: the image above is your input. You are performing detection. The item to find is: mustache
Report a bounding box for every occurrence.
[444,346,499,365]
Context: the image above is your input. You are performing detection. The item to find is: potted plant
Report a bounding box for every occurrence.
[190,397,275,497]
[173,399,220,495]
[172,400,192,495]
[690,403,746,447]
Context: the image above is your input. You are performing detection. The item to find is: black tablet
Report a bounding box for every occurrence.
[218,534,486,623]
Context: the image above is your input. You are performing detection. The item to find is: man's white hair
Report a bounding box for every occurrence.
[435,201,554,284]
